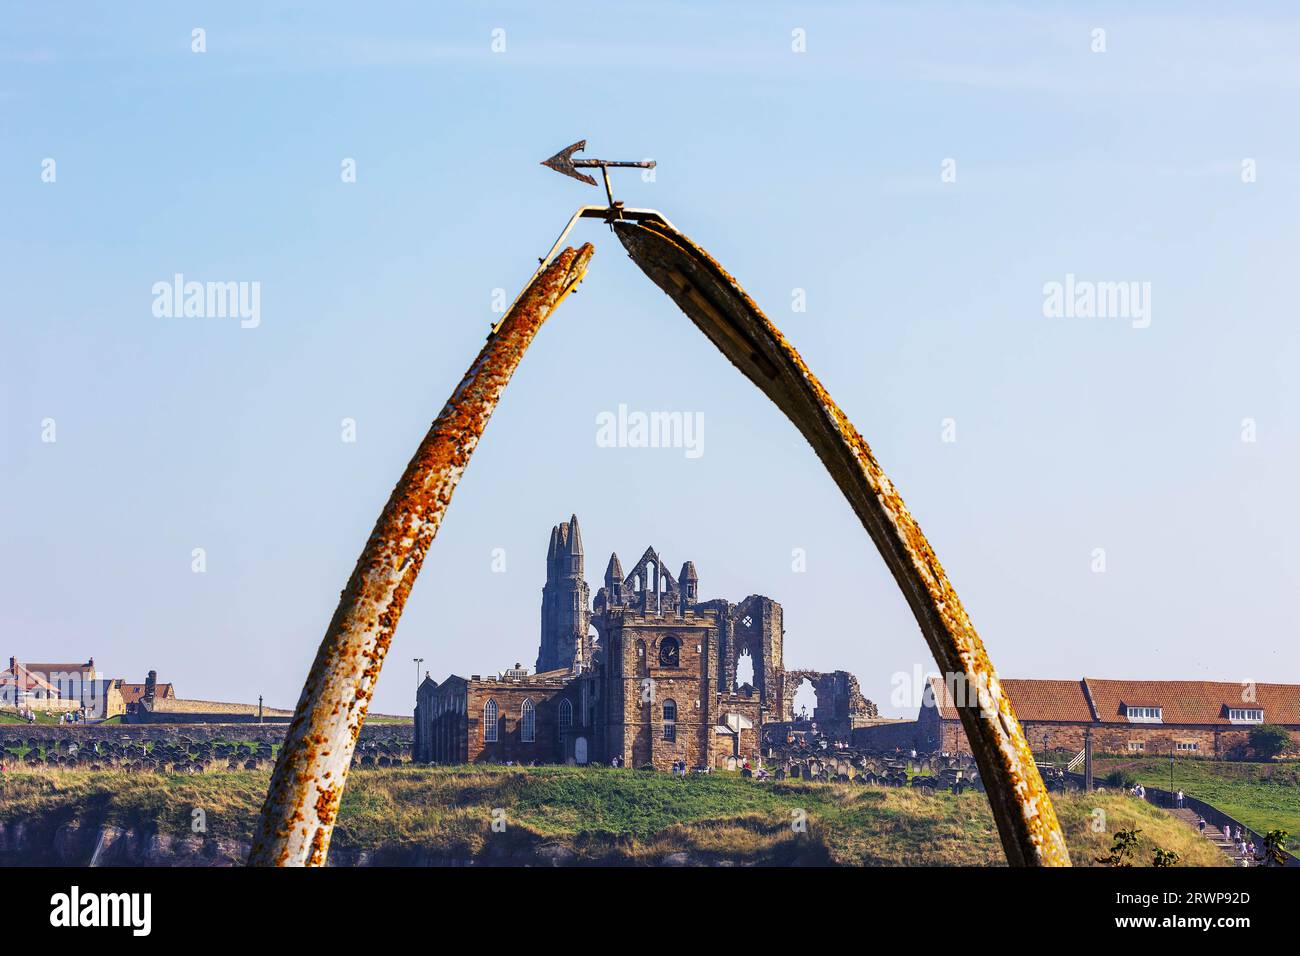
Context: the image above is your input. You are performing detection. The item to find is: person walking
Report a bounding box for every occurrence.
[1197,816,1207,836]
[1176,789,1185,809]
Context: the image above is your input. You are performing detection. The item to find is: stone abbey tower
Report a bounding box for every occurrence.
[536,515,591,673]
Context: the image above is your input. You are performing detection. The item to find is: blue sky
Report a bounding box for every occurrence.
[3,2,1297,717]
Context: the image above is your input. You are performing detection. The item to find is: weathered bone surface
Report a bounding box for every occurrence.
[613,219,1070,867]
[249,244,594,867]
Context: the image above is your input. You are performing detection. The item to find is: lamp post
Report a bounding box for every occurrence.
[1169,747,1175,806]
[413,658,424,691]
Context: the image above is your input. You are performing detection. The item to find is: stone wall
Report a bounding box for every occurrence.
[850,718,927,751]
[2,698,79,715]
[141,697,294,715]
[464,682,565,764]
[710,694,762,768]
[617,621,718,769]
[782,669,877,735]
[720,596,782,717]
[128,696,297,724]
[933,717,1297,759]
[0,722,412,750]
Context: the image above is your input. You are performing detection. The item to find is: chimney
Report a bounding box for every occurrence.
[145,669,157,702]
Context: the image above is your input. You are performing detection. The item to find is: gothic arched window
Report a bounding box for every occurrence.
[662,698,677,742]
[483,698,499,743]
[659,636,680,668]
[520,698,536,743]
[558,698,573,738]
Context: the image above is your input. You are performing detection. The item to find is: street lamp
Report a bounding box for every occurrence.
[1169,746,1175,805]
[413,658,424,691]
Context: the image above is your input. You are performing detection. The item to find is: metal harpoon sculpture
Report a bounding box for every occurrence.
[251,143,1069,868]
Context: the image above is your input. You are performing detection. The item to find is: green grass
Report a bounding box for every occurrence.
[0,711,65,726]
[1094,757,1300,846]
[0,765,1228,866]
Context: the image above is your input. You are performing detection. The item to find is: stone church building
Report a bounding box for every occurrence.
[414,515,798,770]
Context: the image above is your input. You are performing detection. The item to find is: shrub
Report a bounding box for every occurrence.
[1249,725,1292,761]
[1262,829,1291,866]
[1096,827,1142,866]
[1104,769,1137,790]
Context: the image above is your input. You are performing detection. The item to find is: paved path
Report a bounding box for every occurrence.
[1171,807,1249,865]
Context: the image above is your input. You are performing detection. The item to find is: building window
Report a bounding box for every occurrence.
[1228,708,1264,724]
[1124,706,1162,722]
[662,699,677,742]
[659,637,680,668]
[558,698,573,739]
[1176,741,1199,752]
[483,699,499,743]
[1127,741,1145,752]
[520,698,536,743]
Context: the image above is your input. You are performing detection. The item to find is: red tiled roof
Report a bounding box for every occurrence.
[24,661,95,678]
[927,676,1300,727]
[120,682,175,705]
[0,662,62,695]
[1083,678,1300,726]
[927,676,1093,723]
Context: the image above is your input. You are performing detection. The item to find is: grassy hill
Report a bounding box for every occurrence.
[0,765,1228,866]
[1094,757,1299,846]
[0,711,65,726]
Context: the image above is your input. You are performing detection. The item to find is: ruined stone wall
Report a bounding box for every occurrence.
[782,669,877,732]
[721,596,782,716]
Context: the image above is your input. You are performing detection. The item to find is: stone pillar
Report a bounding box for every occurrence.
[1083,726,1093,793]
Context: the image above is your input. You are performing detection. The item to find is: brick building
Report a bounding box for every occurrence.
[919,675,1300,759]
[121,670,176,713]
[2,658,125,717]
[414,515,792,770]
